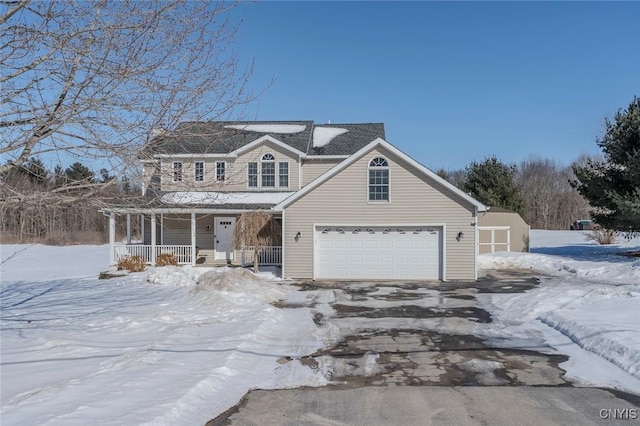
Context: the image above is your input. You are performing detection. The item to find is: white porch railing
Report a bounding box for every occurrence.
[113,244,193,265]
[241,246,282,266]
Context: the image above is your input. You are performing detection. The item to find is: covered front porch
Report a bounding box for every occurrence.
[106,209,282,267]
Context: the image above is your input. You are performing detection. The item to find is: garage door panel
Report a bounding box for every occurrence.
[315,226,441,280]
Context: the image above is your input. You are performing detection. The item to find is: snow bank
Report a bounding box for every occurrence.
[477,229,640,394]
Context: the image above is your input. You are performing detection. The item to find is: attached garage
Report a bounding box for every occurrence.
[314,226,443,280]
[276,139,488,281]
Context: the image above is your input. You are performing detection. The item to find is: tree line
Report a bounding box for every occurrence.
[0,159,137,244]
[437,155,591,230]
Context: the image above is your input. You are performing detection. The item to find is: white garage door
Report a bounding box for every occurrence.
[315,226,442,280]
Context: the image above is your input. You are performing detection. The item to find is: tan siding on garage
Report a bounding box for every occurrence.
[283,146,477,280]
[301,158,342,186]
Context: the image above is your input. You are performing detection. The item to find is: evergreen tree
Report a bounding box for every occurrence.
[99,168,116,183]
[65,162,95,184]
[463,156,524,214]
[23,157,48,184]
[572,96,640,233]
[53,165,67,187]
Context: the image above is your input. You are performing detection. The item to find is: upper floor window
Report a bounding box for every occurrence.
[248,162,258,187]
[216,161,226,182]
[261,153,275,187]
[173,161,183,182]
[368,157,389,201]
[194,161,204,182]
[279,162,289,188]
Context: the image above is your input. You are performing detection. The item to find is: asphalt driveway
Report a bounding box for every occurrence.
[209,271,640,425]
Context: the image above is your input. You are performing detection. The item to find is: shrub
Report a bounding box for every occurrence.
[156,253,178,267]
[586,227,619,245]
[117,255,146,272]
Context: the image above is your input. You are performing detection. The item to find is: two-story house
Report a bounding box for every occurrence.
[105,121,487,280]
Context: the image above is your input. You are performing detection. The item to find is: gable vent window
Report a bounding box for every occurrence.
[248,162,258,187]
[216,161,226,182]
[261,153,275,187]
[173,161,183,182]
[368,157,389,201]
[194,161,204,182]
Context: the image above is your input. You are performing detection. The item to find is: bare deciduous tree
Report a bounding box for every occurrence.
[517,156,591,229]
[234,211,282,272]
[1,0,255,207]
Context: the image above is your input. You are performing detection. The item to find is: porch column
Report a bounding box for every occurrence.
[109,212,116,265]
[160,213,164,245]
[140,214,145,243]
[151,213,157,266]
[126,213,131,245]
[191,212,196,266]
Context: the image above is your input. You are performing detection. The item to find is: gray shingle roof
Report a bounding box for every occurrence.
[141,121,385,158]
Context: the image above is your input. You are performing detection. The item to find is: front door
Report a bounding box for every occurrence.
[214,217,236,261]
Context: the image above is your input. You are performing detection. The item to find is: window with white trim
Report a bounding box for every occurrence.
[173,161,183,182]
[368,157,389,201]
[279,162,289,187]
[248,162,258,187]
[216,161,226,181]
[194,161,204,182]
[261,153,275,187]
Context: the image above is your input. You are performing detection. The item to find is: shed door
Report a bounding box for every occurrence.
[478,226,510,254]
[315,226,441,280]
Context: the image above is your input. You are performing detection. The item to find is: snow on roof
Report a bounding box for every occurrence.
[224,124,306,134]
[160,191,295,205]
[313,126,348,148]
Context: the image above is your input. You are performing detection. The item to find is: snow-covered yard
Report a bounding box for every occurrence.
[0,247,328,425]
[1,230,639,424]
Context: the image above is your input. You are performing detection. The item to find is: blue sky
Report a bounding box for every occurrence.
[232,1,640,171]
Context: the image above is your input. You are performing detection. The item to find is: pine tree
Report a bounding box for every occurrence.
[572,96,640,233]
[65,162,95,185]
[463,156,524,214]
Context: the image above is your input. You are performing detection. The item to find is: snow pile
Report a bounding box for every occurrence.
[477,230,640,394]
[147,264,208,286]
[313,126,348,148]
[224,124,306,133]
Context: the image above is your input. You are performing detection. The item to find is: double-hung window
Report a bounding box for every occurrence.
[216,161,226,182]
[173,161,183,182]
[194,161,204,182]
[261,153,275,188]
[368,157,389,201]
[248,162,258,188]
[279,162,289,188]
